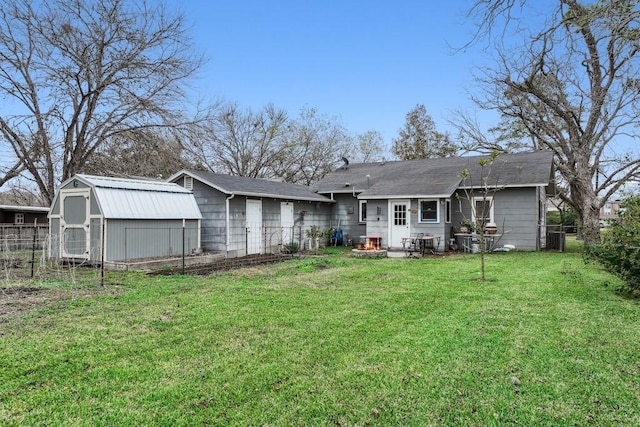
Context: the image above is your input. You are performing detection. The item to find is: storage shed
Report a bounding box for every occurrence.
[48,174,202,262]
[168,170,334,257]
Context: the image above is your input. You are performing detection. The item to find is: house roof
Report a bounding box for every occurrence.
[312,151,554,199]
[0,205,49,213]
[52,174,202,220]
[168,170,333,203]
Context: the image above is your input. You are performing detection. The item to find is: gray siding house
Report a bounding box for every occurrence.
[168,170,334,257]
[48,175,202,262]
[312,151,555,251]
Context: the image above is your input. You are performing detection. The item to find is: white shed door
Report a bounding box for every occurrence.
[246,199,262,255]
[60,190,91,259]
[281,202,294,245]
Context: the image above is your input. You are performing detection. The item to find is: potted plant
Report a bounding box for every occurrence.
[305,226,329,250]
[459,219,474,234]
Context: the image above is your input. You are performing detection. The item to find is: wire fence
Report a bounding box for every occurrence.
[0,230,103,287]
[0,223,327,286]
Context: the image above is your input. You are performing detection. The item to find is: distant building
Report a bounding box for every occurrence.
[600,199,622,226]
[0,205,49,225]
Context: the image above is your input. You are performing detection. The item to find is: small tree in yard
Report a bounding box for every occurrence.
[586,195,640,297]
[457,151,503,282]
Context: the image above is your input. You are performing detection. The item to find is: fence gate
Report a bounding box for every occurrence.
[60,190,91,259]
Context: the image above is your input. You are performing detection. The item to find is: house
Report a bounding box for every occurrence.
[48,174,202,262]
[168,170,334,257]
[0,205,50,250]
[600,199,622,226]
[312,151,555,251]
[0,205,49,225]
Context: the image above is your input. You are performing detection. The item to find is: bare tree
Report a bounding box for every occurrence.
[353,130,387,163]
[276,107,353,186]
[457,151,503,282]
[83,129,194,179]
[187,103,289,179]
[0,0,205,204]
[392,104,458,160]
[465,0,640,244]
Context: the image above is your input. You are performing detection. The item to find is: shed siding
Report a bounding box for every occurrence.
[105,219,200,261]
[90,218,102,261]
[51,196,61,216]
[90,190,101,216]
[49,218,60,258]
[191,180,227,253]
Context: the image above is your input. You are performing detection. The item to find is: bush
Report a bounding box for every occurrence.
[585,195,640,296]
[282,242,300,254]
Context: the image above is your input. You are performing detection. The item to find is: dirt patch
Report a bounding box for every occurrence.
[0,285,119,326]
[149,253,298,276]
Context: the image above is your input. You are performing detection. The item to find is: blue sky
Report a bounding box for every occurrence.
[182,0,486,149]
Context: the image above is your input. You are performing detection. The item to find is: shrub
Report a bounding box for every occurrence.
[585,195,640,296]
[282,242,300,254]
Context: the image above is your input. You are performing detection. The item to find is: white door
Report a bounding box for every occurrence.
[60,190,91,259]
[246,199,262,255]
[280,202,294,245]
[389,200,410,248]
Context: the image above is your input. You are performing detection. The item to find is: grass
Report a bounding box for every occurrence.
[1,249,639,426]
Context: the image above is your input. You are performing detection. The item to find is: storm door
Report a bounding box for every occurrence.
[389,200,410,248]
[60,190,91,259]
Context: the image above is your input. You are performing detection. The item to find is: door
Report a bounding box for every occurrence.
[60,190,91,259]
[280,202,294,245]
[389,200,410,248]
[246,199,262,255]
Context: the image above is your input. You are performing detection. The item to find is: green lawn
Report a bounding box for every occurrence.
[1,250,639,426]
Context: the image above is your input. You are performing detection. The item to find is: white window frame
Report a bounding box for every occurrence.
[359,200,367,223]
[15,213,24,224]
[472,196,494,225]
[418,199,439,223]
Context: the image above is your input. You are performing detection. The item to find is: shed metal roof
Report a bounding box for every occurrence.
[58,174,202,220]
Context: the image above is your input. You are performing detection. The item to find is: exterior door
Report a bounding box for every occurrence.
[280,202,294,245]
[60,190,91,259]
[246,199,262,255]
[389,200,410,248]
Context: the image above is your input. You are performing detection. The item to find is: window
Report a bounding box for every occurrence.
[359,200,367,223]
[419,199,439,223]
[15,213,24,224]
[445,199,451,223]
[472,196,494,226]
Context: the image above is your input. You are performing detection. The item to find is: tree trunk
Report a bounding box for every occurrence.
[571,179,601,245]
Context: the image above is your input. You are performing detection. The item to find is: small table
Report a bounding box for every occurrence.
[402,235,440,256]
[415,235,440,255]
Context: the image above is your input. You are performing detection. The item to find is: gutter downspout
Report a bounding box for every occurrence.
[226,193,235,257]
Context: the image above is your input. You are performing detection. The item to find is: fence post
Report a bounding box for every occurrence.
[31,219,37,278]
[101,219,105,287]
[182,219,186,275]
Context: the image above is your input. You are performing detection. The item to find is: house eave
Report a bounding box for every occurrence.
[358,194,453,200]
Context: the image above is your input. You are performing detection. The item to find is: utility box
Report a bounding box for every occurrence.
[547,231,566,252]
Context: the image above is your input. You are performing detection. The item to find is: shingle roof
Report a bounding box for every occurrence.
[169,170,333,203]
[312,151,554,199]
[56,174,202,220]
